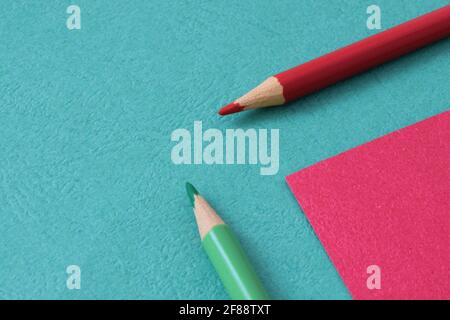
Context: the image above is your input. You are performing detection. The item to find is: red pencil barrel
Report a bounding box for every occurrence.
[276,5,450,102]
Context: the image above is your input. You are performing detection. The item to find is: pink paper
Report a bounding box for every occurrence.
[286,110,450,300]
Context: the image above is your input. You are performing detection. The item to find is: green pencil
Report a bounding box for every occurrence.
[186,182,270,300]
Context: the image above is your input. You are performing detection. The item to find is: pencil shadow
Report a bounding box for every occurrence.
[231,37,450,127]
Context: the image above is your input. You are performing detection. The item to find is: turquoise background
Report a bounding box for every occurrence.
[0,1,449,299]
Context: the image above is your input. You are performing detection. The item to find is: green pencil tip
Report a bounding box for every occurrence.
[186,182,199,207]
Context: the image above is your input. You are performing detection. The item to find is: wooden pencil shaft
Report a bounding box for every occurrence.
[277,4,450,103]
[222,5,450,114]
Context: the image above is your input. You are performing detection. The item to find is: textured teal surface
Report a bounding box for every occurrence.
[0,1,449,299]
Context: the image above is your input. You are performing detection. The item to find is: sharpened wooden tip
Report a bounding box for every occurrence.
[218,77,285,116]
[185,182,225,239]
[193,196,225,239]
[218,102,244,116]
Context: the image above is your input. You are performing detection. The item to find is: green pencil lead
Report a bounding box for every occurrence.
[186,182,199,207]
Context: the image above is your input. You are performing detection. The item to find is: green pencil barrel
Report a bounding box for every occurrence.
[202,224,270,300]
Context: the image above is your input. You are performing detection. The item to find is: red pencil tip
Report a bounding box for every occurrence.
[218,102,244,116]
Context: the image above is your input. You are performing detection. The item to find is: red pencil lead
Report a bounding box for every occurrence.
[218,102,244,116]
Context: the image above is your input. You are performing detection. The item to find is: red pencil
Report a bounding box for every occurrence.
[219,5,450,116]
